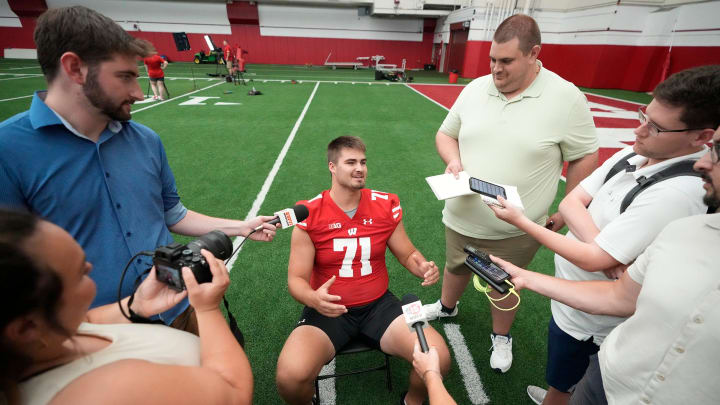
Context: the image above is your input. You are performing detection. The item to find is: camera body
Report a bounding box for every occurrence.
[153,230,232,291]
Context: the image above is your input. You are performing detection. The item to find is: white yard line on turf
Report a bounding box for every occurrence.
[0,94,33,103]
[444,324,489,405]
[224,81,321,271]
[132,80,225,113]
[318,359,337,405]
[0,74,43,81]
[6,66,38,70]
[404,83,450,111]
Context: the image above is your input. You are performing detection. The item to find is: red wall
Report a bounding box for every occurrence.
[460,40,720,92]
[0,0,45,57]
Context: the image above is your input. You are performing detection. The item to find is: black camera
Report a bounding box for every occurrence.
[153,230,233,291]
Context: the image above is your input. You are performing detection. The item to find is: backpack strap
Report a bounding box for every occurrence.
[619,159,708,214]
[603,152,637,184]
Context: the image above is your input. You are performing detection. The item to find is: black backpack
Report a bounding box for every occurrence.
[601,152,711,214]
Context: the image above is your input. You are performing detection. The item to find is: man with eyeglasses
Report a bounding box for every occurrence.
[488,121,720,404]
[487,64,719,405]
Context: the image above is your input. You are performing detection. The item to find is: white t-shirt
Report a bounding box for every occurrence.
[599,214,720,405]
[552,146,708,343]
[439,61,598,239]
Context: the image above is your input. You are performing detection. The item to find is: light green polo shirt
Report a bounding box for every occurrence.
[439,61,598,239]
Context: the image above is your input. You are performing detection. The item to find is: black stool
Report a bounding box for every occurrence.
[314,337,392,404]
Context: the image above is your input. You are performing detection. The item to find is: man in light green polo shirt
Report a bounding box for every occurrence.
[424,14,599,373]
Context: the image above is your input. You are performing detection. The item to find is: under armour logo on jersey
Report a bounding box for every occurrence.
[348,228,357,236]
[328,222,342,230]
[363,218,373,225]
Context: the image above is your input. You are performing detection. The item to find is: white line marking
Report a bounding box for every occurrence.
[225,81,321,271]
[0,94,33,103]
[444,324,489,405]
[0,74,43,81]
[132,81,224,114]
[583,90,646,106]
[318,359,337,405]
[6,66,38,70]
[404,83,450,111]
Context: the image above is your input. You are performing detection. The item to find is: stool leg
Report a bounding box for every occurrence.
[315,379,320,404]
[385,354,392,392]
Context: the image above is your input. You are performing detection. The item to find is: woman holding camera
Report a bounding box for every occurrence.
[0,209,252,405]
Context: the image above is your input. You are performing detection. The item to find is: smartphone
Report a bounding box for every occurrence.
[469,177,507,200]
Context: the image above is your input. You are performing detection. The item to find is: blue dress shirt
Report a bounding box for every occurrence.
[0,92,188,322]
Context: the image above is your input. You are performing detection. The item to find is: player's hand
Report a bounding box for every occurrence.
[412,255,439,286]
[183,249,230,313]
[312,276,347,318]
[487,196,525,225]
[603,262,630,280]
[488,254,528,290]
[412,340,442,382]
[244,215,279,242]
[444,159,463,179]
[131,266,187,317]
[545,212,565,232]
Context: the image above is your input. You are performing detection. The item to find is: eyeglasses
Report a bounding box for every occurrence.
[638,107,706,136]
[712,141,720,164]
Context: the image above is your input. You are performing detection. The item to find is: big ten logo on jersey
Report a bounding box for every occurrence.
[328,222,342,230]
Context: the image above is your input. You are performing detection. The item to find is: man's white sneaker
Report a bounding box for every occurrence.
[489,334,513,373]
[422,299,458,321]
[527,385,547,405]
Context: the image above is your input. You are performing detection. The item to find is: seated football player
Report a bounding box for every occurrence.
[275,136,451,405]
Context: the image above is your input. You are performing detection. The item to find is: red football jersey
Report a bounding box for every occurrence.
[296,188,403,307]
[143,55,165,79]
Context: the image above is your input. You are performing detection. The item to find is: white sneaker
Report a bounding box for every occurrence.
[489,334,513,373]
[422,299,458,321]
[527,385,547,405]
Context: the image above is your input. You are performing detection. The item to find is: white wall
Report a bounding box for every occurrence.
[258,4,424,41]
[45,0,231,34]
[434,0,720,46]
[0,0,21,28]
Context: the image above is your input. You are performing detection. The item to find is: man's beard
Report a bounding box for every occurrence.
[702,174,720,212]
[83,66,132,121]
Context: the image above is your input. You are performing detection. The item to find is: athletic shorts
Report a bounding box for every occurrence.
[546,317,600,393]
[226,60,233,70]
[149,76,164,82]
[295,290,403,353]
[444,226,541,275]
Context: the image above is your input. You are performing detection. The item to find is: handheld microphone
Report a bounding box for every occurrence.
[255,204,309,230]
[401,293,429,353]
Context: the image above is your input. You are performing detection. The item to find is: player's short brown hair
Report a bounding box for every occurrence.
[34,6,154,82]
[327,136,366,163]
[493,14,541,54]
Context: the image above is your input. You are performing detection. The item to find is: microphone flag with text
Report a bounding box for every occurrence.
[256,204,309,230]
[401,293,429,352]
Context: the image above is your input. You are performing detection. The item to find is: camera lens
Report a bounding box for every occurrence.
[186,230,233,260]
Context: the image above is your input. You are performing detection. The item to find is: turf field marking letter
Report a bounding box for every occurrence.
[179,96,220,106]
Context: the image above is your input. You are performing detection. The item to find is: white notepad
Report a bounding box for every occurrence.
[425,171,525,210]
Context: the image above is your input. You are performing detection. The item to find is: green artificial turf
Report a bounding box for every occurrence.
[0,57,645,404]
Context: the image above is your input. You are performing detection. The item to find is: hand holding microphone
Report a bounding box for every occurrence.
[401,293,429,352]
[248,204,310,242]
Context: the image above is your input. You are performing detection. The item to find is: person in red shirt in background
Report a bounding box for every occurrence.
[234,44,246,73]
[275,136,450,405]
[143,51,168,100]
[222,40,233,76]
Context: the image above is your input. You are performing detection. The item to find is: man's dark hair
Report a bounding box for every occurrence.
[493,14,541,54]
[34,6,154,82]
[0,209,66,387]
[653,65,720,130]
[327,136,366,163]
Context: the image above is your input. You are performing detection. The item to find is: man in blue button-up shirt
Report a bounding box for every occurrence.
[0,6,276,328]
